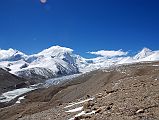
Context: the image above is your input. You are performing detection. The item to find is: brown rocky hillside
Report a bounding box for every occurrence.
[0,68,28,94]
[0,61,159,120]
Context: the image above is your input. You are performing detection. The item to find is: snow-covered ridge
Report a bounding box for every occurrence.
[0,48,27,61]
[0,46,159,79]
[0,46,79,79]
[76,47,159,72]
[133,48,154,60]
[37,45,73,57]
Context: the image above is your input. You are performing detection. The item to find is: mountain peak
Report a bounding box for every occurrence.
[38,46,73,57]
[0,48,27,61]
[134,47,153,60]
[141,47,152,52]
[0,48,16,53]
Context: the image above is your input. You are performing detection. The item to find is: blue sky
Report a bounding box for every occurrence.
[0,0,159,57]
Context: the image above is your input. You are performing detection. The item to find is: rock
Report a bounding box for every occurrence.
[135,109,144,114]
[80,115,92,119]
[89,116,97,120]
[74,117,80,120]
[58,103,62,106]
[95,108,102,113]
[83,101,91,110]
[85,108,92,113]
[96,93,103,98]
[91,105,99,110]
[83,100,94,110]
[105,89,118,94]
[17,114,23,118]
[20,63,29,69]
[105,103,113,111]
[15,81,30,89]
[87,95,90,98]
[106,106,112,110]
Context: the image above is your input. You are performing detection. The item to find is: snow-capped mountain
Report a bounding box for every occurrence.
[0,46,79,80]
[0,46,159,80]
[0,48,27,61]
[134,48,154,60]
[15,46,79,80]
[75,47,159,72]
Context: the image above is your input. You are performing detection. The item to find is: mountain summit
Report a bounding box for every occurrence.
[37,45,73,57]
[134,47,153,60]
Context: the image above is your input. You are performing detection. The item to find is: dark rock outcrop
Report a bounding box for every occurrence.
[0,68,28,94]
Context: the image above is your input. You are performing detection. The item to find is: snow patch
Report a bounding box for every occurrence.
[16,95,25,104]
[65,106,83,113]
[152,65,159,66]
[68,110,96,120]
[0,88,35,103]
[64,97,94,108]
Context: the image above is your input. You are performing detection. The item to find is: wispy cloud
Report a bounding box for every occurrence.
[88,49,128,57]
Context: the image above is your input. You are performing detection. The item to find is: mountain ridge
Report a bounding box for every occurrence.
[0,46,159,80]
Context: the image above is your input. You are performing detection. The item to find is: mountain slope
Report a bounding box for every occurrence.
[0,68,29,94]
[134,48,154,60]
[0,61,159,120]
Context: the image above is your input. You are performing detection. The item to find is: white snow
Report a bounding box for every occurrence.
[37,45,73,57]
[0,88,35,103]
[64,97,96,120]
[64,97,95,120]
[65,106,83,113]
[0,48,16,59]
[134,48,153,60]
[44,74,81,87]
[0,46,79,79]
[68,110,96,120]
[152,65,159,66]
[0,48,26,60]
[64,97,94,108]
[16,95,25,104]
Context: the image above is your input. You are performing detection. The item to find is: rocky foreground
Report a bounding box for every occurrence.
[0,61,159,120]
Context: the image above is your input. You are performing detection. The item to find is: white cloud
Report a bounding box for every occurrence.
[88,49,128,57]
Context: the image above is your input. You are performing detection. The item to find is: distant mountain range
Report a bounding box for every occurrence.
[0,46,159,80]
